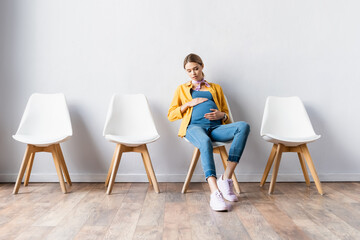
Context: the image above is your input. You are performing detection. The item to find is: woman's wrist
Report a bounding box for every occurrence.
[180,103,188,113]
[223,113,228,121]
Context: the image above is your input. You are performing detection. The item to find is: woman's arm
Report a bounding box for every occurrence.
[168,86,184,122]
[168,86,208,121]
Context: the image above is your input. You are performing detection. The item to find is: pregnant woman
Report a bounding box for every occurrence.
[168,53,250,211]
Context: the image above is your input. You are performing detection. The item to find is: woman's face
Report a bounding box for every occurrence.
[185,62,203,82]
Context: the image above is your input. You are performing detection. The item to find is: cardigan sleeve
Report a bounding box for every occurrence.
[167,86,184,121]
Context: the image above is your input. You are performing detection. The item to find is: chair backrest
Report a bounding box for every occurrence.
[224,95,234,123]
[260,96,317,139]
[103,94,159,137]
[15,93,72,137]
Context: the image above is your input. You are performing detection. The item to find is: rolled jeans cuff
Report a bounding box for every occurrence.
[205,172,217,181]
[228,155,240,163]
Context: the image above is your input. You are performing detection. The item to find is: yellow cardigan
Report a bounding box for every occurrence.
[167,81,231,137]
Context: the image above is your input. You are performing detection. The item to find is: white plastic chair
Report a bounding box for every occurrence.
[103,94,160,194]
[259,96,323,195]
[181,96,241,194]
[13,93,72,194]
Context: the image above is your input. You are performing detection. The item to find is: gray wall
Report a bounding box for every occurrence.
[1,0,360,182]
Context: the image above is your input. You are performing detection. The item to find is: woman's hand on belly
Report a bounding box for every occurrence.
[204,109,225,121]
[187,98,208,107]
[181,98,208,113]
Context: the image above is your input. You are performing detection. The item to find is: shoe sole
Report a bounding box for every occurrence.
[210,204,228,211]
[223,196,239,202]
[211,207,228,212]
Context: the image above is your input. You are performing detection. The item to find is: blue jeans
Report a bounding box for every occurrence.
[185,122,250,180]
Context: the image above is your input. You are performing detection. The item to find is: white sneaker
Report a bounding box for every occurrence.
[210,190,228,211]
[217,175,239,202]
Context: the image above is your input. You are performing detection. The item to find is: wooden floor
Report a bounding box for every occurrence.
[0,182,360,240]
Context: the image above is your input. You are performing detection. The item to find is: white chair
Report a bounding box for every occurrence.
[103,94,160,194]
[181,96,241,194]
[13,93,72,194]
[259,96,323,195]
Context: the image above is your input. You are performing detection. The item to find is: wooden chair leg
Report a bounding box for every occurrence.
[269,144,283,194]
[56,144,72,186]
[106,144,124,195]
[140,145,160,193]
[142,157,153,186]
[260,144,277,187]
[182,148,200,194]
[24,152,35,186]
[13,145,33,194]
[105,144,120,187]
[51,145,67,194]
[301,144,323,195]
[298,152,310,186]
[218,146,241,194]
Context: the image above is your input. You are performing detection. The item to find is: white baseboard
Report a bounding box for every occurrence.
[1,173,360,183]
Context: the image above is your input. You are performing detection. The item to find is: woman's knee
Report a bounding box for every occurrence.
[243,122,250,134]
[236,121,250,134]
[199,138,213,149]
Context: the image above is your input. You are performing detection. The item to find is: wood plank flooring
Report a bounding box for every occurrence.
[0,182,360,240]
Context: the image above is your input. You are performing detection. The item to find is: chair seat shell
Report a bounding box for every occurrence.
[184,137,231,148]
[13,93,72,146]
[260,96,320,147]
[12,134,71,147]
[261,134,321,146]
[105,134,160,147]
[103,94,159,144]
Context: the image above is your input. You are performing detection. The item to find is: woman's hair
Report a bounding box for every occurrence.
[183,53,205,77]
[183,53,204,69]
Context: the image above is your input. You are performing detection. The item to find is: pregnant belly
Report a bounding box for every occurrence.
[192,101,218,120]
